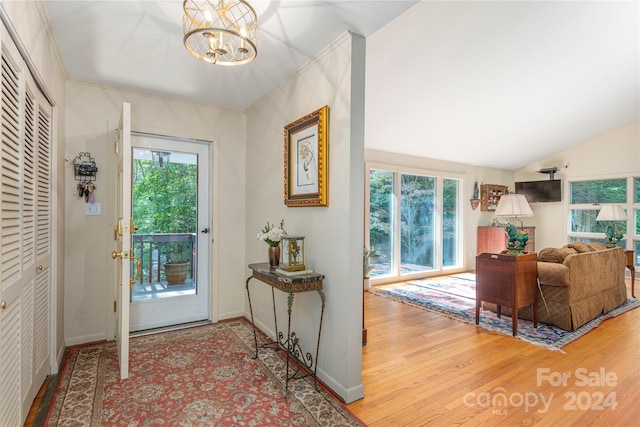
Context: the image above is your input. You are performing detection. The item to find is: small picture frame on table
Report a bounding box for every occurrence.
[284,105,329,207]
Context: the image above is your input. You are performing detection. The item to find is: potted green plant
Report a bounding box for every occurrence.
[163,243,191,285]
[363,247,379,291]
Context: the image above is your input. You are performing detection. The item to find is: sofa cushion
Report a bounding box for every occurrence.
[538,247,577,263]
[538,248,563,263]
[537,261,570,287]
[587,241,607,251]
[558,247,578,260]
[568,242,591,253]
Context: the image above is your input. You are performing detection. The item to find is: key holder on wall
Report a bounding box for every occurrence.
[73,152,98,203]
[73,152,98,181]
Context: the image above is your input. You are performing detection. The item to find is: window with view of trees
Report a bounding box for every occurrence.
[367,165,463,279]
[132,150,198,284]
[569,177,639,267]
[133,158,197,234]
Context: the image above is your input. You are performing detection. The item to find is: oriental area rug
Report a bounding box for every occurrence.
[45,320,364,426]
[369,273,640,353]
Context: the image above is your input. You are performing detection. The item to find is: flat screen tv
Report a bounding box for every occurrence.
[515,179,562,203]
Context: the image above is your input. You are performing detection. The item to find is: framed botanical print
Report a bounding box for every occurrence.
[284,105,329,207]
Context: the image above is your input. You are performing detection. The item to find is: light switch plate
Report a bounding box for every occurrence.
[85,202,101,216]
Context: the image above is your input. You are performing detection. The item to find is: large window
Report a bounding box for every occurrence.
[568,177,639,268]
[367,164,463,281]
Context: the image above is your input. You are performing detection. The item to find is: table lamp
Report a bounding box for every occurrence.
[494,193,534,253]
[596,205,626,247]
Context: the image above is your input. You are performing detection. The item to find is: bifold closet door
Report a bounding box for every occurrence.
[0,22,53,425]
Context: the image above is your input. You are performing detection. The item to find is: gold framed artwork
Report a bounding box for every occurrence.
[284,105,329,207]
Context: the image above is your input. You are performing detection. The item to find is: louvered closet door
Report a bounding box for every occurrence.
[0,22,53,426]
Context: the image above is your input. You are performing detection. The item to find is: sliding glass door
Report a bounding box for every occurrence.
[367,164,463,282]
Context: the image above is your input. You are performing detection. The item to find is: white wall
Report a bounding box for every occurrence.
[1,1,67,366]
[515,120,640,249]
[63,81,247,344]
[245,32,365,403]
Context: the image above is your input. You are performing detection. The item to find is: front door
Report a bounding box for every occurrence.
[113,102,132,379]
[128,133,210,331]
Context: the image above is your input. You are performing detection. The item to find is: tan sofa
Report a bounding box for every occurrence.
[486,242,628,331]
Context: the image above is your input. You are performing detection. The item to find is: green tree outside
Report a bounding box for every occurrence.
[133,160,197,234]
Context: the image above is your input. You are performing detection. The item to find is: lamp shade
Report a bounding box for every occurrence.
[494,194,534,217]
[596,205,626,221]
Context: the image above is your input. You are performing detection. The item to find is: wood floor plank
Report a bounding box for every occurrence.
[348,278,640,426]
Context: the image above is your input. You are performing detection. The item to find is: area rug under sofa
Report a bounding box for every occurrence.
[369,274,639,352]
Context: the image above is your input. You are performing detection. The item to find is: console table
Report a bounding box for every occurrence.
[245,263,325,394]
[475,252,538,336]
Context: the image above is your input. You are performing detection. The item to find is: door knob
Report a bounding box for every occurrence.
[201,228,209,234]
[112,251,123,259]
[0,301,6,310]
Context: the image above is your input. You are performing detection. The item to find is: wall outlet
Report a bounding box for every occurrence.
[85,202,101,216]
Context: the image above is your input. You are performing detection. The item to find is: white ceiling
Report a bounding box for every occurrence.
[364,1,640,170]
[43,0,417,111]
[43,1,639,170]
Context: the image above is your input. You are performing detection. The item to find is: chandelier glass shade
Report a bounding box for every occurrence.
[182,0,258,66]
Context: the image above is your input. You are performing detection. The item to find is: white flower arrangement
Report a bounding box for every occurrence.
[257,219,286,247]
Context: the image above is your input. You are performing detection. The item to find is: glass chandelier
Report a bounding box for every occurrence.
[182,0,258,66]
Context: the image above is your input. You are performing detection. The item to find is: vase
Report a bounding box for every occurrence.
[268,246,280,268]
[164,262,189,285]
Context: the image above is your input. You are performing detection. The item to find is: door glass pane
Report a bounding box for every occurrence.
[443,178,459,267]
[400,174,435,273]
[131,148,198,302]
[369,170,393,277]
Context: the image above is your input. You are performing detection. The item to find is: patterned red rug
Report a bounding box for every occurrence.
[45,320,364,426]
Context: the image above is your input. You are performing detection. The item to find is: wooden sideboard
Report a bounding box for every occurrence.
[477,226,536,255]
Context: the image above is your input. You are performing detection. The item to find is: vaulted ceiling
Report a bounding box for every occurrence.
[43,1,639,170]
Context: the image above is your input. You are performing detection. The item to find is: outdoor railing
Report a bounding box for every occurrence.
[131,233,197,283]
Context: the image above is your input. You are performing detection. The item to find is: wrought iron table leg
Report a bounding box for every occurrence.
[313,289,326,390]
[271,286,279,348]
[245,276,259,359]
[285,292,294,395]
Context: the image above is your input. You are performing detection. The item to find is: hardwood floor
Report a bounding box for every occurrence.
[24,378,52,426]
[347,278,639,426]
